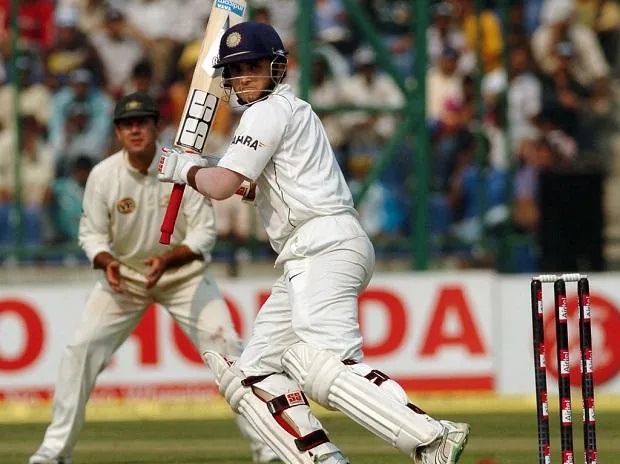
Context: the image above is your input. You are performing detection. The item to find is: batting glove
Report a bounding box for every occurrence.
[157,147,208,184]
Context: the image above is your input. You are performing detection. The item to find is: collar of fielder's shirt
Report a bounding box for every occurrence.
[122,143,160,177]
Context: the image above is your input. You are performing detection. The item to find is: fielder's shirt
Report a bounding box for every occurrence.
[79,145,217,281]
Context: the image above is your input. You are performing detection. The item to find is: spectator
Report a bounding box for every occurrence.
[480,72,510,170]
[249,0,298,47]
[0,0,55,50]
[50,155,92,244]
[506,1,530,49]
[430,97,470,191]
[0,113,53,247]
[507,43,542,152]
[524,0,545,34]
[315,0,356,55]
[427,1,470,72]
[48,68,113,174]
[252,6,272,24]
[89,7,145,98]
[446,131,509,264]
[537,39,609,160]
[173,0,213,43]
[347,155,404,240]
[122,0,183,85]
[43,6,106,90]
[123,58,161,99]
[426,46,464,122]
[511,135,574,270]
[359,0,413,77]
[309,54,348,164]
[341,46,404,161]
[455,0,504,73]
[531,0,610,87]
[512,138,561,235]
[59,0,109,33]
[574,0,620,73]
[0,47,51,132]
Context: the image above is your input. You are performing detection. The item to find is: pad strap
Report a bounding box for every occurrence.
[295,430,330,451]
[242,374,272,387]
[407,402,427,415]
[344,360,390,387]
[267,391,309,414]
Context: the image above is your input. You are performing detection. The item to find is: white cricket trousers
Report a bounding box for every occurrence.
[38,271,242,457]
[238,233,375,376]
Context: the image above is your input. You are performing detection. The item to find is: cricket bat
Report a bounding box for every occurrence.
[159,0,247,244]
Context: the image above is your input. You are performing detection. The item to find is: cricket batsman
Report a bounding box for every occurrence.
[157,22,470,463]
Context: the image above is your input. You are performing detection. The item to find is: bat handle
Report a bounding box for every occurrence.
[160,183,185,244]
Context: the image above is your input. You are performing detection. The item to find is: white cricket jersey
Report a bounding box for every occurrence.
[217,84,358,254]
[79,146,217,277]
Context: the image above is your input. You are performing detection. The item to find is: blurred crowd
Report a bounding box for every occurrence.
[0,0,619,271]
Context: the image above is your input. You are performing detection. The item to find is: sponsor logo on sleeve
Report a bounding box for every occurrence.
[231,134,265,150]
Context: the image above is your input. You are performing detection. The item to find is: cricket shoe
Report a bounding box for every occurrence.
[28,447,73,464]
[414,420,469,464]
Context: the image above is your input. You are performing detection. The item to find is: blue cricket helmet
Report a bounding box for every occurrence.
[213,21,287,68]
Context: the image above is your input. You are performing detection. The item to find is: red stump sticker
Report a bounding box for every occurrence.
[544,293,620,385]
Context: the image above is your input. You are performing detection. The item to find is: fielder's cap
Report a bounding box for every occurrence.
[113,92,160,122]
[214,21,286,68]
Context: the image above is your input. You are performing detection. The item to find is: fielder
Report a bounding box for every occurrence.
[158,22,470,464]
[29,92,278,464]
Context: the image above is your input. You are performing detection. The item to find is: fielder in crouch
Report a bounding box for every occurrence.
[29,93,278,464]
[158,22,470,464]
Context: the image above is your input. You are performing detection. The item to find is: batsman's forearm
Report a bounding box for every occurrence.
[187,166,246,200]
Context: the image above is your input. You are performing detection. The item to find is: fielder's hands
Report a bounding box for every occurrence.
[157,146,208,184]
[105,260,123,293]
[144,256,166,289]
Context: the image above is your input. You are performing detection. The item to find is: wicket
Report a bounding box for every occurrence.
[530,273,597,464]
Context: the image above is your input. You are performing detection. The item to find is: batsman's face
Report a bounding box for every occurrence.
[115,117,158,156]
[228,59,273,103]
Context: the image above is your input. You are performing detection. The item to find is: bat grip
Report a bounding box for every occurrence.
[160,183,185,244]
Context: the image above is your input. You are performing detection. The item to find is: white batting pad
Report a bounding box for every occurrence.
[347,362,409,405]
[235,415,280,463]
[204,351,339,464]
[282,343,443,458]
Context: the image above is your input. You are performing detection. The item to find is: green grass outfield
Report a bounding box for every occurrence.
[2,394,620,463]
